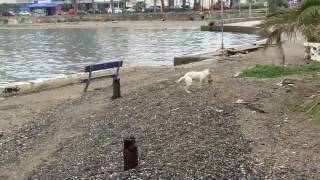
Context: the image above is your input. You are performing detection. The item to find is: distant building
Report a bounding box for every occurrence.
[125,0,169,8]
[0,0,34,4]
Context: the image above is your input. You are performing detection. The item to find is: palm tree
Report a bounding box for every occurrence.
[193,0,197,10]
[182,0,186,10]
[260,0,320,65]
[72,0,78,15]
[161,0,165,13]
[110,0,114,13]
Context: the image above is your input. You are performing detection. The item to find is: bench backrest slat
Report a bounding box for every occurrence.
[84,61,123,72]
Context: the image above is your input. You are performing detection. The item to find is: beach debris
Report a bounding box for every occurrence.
[0,131,3,138]
[123,137,138,171]
[231,53,245,58]
[234,99,266,113]
[276,82,283,87]
[311,143,320,150]
[246,104,266,113]
[221,48,249,57]
[215,109,224,113]
[2,86,20,94]
[234,99,245,104]
[276,79,296,87]
[157,79,169,82]
[309,94,316,99]
[93,87,104,91]
[306,99,320,114]
[233,72,241,78]
[252,39,267,46]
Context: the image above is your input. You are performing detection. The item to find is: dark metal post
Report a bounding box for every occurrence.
[123,137,138,171]
[221,0,224,49]
[111,78,121,99]
[84,65,93,92]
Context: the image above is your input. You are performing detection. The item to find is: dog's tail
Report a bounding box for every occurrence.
[175,76,185,83]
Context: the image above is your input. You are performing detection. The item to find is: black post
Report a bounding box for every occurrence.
[123,137,138,171]
[111,78,121,99]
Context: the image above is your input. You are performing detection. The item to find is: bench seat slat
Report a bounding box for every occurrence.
[84,61,123,72]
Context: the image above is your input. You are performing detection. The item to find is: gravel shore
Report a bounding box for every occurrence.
[21,80,265,179]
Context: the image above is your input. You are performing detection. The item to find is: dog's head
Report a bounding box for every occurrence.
[203,69,210,76]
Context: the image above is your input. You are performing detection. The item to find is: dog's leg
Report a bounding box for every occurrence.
[200,75,208,83]
[207,74,213,84]
[184,87,191,94]
[184,76,192,94]
[199,75,207,87]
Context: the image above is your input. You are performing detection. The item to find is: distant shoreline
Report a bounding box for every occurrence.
[0,20,210,30]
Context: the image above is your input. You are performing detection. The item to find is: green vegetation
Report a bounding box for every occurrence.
[241,64,320,78]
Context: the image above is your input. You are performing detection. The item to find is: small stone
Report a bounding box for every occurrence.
[235,99,244,104]
[232,72,241,78]
[0,131,3,138]
[215,109,224,113]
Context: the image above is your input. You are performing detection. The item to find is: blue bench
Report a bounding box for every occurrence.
[83,61,123,97]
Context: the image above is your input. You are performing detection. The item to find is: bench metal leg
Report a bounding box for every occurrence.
[84,67,93,92]
[111,78,121,99]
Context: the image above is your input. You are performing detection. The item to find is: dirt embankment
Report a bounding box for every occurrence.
[0,43,319,179]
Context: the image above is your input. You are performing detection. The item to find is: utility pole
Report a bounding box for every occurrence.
[238,0,241,17]
[265,1,268,15]
[110,0,114,13]
[92,0,95,15]
[249,0,252,18]
[221,0,224,49]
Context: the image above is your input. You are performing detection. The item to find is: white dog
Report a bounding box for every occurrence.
[176,69,212,93]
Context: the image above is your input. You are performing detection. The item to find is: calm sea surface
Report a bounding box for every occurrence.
[0,27,260,86]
